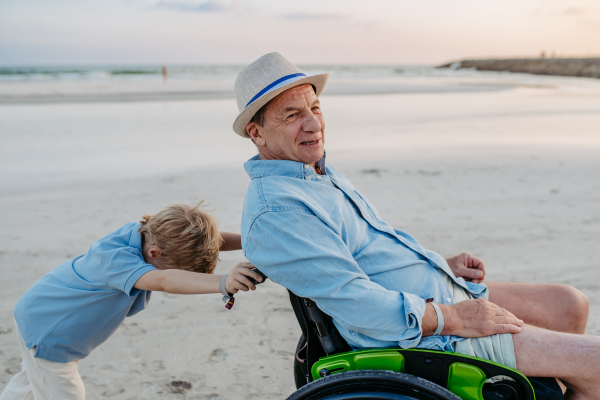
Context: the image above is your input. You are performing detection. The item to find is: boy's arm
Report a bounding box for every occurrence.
[133,262,263,294]
[219,231,242,251]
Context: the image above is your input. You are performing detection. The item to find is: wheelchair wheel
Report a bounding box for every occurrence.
[286,370,461,400]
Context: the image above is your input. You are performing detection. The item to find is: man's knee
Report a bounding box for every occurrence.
[555,284,589,334]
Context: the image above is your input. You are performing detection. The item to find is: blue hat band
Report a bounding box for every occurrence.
[245,73,307,108]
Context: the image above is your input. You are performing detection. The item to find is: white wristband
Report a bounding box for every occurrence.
[219,274,229,296]
[430,302,444,336]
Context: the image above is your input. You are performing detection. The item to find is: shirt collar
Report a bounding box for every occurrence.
[129,222,143,252]
[244,152,327,179]
[315,152,327,175]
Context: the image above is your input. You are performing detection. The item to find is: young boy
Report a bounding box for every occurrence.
[0,203,263,400]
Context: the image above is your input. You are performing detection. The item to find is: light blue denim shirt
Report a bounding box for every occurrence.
[242,154,487,351]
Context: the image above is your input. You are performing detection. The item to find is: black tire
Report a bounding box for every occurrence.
[286,370,461,400]
[294,334,308,389]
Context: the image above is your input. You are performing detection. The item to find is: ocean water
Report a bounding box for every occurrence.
[1,65,599,194]
[0,64,521,105]
[0,64,468,83]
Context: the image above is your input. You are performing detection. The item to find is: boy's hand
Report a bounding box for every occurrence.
[225,262,264,293]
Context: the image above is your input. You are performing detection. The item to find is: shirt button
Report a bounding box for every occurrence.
[446,298,452,303]
[304,164,310,169]
[317,176,322,180]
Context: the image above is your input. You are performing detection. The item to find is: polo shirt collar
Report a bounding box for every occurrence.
[129,222,143,252]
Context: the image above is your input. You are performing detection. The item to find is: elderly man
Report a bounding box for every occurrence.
[233,53,598,398]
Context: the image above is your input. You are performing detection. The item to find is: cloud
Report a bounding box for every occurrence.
[155,0,230,12]
[577,18,600,28]
[280,12,347,21]
[563,6,600,16]
[563,7,584,15]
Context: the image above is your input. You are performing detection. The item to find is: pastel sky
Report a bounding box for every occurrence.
[1,0,599,65]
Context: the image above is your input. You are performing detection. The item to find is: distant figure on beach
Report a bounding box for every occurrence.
[162,65,168,82]
[233,52,599,398]
[0,203,262,400]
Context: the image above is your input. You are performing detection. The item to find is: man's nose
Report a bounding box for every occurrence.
[302,110,322,133]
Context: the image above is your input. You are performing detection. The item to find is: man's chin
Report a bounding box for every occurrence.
[298,147,325,164]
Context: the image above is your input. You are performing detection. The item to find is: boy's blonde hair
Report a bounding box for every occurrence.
[138,203,223,273]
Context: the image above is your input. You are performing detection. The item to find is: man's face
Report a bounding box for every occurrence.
[246,84,325,165]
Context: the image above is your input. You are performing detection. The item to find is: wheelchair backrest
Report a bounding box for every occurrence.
[288,290,352,376]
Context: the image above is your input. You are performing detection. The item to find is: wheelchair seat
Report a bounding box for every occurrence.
[286,289,563,400]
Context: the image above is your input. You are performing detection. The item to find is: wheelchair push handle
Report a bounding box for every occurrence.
[221,268,268,310]
[247,268,268,286]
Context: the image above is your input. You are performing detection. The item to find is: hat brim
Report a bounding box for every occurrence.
[233,73,329,138]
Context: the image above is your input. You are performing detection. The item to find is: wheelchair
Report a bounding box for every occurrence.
[284,290,564,400]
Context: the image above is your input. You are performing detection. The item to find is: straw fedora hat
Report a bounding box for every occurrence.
[233,52,329,138]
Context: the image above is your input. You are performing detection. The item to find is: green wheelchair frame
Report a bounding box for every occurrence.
[285,290,559,400]
[311,348,534,400]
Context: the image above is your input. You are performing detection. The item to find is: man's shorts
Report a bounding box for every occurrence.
[441,273,517,369]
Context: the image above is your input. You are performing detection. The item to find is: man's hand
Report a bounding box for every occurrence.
[225,262,263,293]
[442,299,523,337]
[445,253,486,284]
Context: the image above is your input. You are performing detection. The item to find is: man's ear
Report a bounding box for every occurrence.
[246,122,265,146]
[148,245,162,260]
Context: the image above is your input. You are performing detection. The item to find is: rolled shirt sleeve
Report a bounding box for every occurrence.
[244,210,427,348]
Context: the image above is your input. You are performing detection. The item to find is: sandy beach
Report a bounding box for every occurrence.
[1,70,600,399]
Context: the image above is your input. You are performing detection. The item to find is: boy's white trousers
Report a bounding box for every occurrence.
[0,321,84,400]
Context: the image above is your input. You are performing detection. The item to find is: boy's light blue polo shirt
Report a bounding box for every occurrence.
[14,222,155,363]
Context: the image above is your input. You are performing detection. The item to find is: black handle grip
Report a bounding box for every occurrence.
[248,268,268,285]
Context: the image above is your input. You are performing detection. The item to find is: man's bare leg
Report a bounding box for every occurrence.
[513,325,600,399]
[487,281,589,334]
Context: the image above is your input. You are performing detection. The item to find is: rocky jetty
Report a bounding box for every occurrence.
[438,58,600,79]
